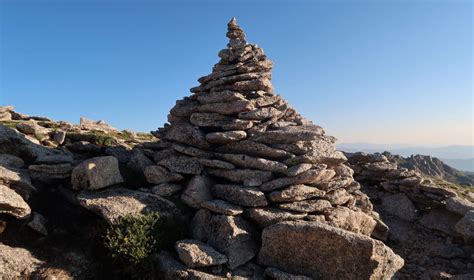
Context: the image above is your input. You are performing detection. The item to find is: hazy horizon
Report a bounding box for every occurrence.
[1,0,472,146]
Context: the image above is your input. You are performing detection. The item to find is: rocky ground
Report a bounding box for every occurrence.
[1,18,473,280]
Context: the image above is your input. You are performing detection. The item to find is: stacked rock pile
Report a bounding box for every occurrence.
[346,152,474,279]
[147,18,404,279]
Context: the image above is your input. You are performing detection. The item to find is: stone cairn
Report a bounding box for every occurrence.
[145,18,404,279]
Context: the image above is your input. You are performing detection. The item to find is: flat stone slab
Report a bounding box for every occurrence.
[157,155,203,175]
[278,199,332,213]
[198,159,235,170]
[77,187,177,224]
[175,239,228,268]
[0,184,31,219]
[151,183,183,197]
[212,184,268,207]
[144,165,184,185]
[205,130,247,144]
[219,153,287,173]
[268,184,325,203]
[260,166,329,192]
[216,140,293,160]
[245,207,307,228]
[201,199,244,216]
[208,168,273,187]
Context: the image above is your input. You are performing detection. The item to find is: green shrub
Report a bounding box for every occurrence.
[104,212,188,278]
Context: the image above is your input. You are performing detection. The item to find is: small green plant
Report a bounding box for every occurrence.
[104,212,188,278]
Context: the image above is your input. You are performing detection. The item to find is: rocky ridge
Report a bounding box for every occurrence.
[346,152,474,279]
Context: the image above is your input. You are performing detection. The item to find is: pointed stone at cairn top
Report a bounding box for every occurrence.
[226,17,247,48]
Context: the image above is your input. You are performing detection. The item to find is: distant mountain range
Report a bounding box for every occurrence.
[337,144,474,172]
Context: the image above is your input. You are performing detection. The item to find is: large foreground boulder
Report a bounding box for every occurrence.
[258,221,404,279]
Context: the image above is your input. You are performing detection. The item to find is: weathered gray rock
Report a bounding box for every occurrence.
[190,113,253,130]
[127,149,154,174]
[157,251,227,280]
[0,243,43,278]
[219,153,287,173]
[238,107,282,120]
[415,184,457,198]
[201,199,243,215]
[286,163,313,177]
[35,154,73,164]
[158,155,203,175]
[71,156,124,190]
[205,130,247,144]
[52,130,66,144]
[160,122,210,149]
[0,154,24,169]
[212,184,267,207]
[181,175,214,208]
[198,158,235,169]
[77,187,177,224]
[324,188,353,206]
[16,121,50,137]
[278,199,332,213]
[144,165,184,184]
[268,185,325,202]
[216,140,293,160]
[314,176,353,192]
[27,212,48,236]
[151,183,183,197]
[324,207,376,236]
[175,239,227,268]
[0,125,59,160]
[172,143,212,158]
[197,90,246,104]
[208,168,272,187]
[446,197,474,216]
[258,221,404,279]
[0,166,36,198]
[0,184,31,219]
[80,117,117,132]
[191,209,213,242]
[29,163,72,182]
[208,214,259,269]
[0,105,13,121]
[381,193,418,222]
[264,267,313,280]
[419,209,461,236]
[260,166,329,192]
[197,100,254,115]
[250,126,323,144]
[245,207,307,228]
[455,210,474,243]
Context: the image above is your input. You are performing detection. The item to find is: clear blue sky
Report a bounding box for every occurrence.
[1,0,472,146]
